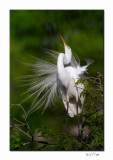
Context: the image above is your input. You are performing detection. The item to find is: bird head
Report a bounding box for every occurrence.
[60,35,72,65]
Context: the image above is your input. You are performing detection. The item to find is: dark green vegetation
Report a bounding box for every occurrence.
[10,10,104,151]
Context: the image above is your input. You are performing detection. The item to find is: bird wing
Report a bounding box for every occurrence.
[59,87,75,117]
[59,67,82,117]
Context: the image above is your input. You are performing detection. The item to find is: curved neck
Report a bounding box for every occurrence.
[57,53,65,74]
[64,45,72,64]
[57,53,69,88]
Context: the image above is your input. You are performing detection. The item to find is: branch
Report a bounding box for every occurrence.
[90,107,104,117]
[11,124,32,139]
[10,115,25,125]
[11,104,34,141]
[52,133,75,138]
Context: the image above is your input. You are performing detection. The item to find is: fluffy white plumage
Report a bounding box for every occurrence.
[21,36,93,116]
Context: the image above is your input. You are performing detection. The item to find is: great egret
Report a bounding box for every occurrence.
[57,36,94,135]
[58,35,85,118]
[21,35,93,135]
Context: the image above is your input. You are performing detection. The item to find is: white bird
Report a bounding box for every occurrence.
[58,35,85,118]
[21,35,93,119]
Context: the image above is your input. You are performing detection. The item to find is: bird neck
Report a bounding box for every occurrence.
[57,53,65,73]
[64,45,72,64]
[57,53,69,88]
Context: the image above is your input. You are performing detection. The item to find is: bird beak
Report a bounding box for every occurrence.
[60,35,70,50]
[60,35,68,46]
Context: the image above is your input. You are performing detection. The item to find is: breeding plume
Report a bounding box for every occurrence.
[21,36,93,117]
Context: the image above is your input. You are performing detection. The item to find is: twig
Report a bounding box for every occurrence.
[52,133,75,138]
[10,122,25,127]
[11,125,32,139]
[11,104,34,141]
[90,107,104,117]
[11,123,57,146]
[81,140,89,147]
[10,116,25,125]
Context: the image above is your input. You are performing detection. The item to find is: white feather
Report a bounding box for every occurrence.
[20,46,93,117]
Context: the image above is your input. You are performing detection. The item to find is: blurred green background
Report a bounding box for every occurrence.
[10,10,104,141]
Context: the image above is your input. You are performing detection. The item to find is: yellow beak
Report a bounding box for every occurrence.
[60,35,67,46]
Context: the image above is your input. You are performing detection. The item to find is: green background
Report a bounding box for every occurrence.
[10,10,104,144]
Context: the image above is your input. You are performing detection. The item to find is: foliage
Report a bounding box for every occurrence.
[10,72,104,151]
[10,134,22,150]
[75,72,104,150]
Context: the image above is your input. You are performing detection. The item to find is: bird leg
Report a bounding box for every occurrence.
[75,91,81,137]
[64,102,69,134]
[81,106,85,139]
[77,105,80,137]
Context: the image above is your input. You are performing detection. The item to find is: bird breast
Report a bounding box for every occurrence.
[58,72,69,88]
